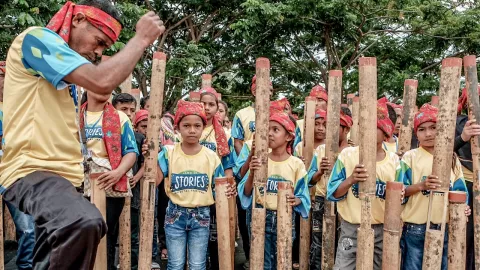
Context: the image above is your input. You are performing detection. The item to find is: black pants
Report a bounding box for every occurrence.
[3,171,106,270]
[292,211,300,263]
[208,205,219,270]
[106,197,125,270]
[466,181,475,270]
[237,196,250,260]
[310,196,325,269]
[156,181,168,251]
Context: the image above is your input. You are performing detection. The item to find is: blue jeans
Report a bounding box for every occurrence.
[400,223,448,270]
[164,201,210,270]
[5,201,35,270]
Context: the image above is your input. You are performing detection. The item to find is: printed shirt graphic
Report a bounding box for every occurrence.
[306,144,327,197]
[382,136,398,153]
[84,110,138,159]
[326,146,399,224]
[0,27,89,190]
[177,124,235,170]
[231,105,256,142]
[238,156,311,218]
[293,119,304,149]
[158,144,225,207]
[397,147,467,224]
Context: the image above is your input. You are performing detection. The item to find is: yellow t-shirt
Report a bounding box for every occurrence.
[0,27,90,189]
[307,145,327,197]
[157,143,225,207]
[397,147,467,224]
[231,106,255,142]
[326,146,399,224]
[383,140,398,153]
[461,165,473,183]
[238,155,311,218]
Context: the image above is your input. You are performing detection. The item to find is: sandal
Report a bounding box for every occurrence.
[292,262,300,270]
[160,249,168,260]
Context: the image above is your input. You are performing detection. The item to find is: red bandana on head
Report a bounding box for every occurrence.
[458,86,480,114]
[270,98,290,113]
[47,1,122,43]
[198,88,230,157]
[174,100,207,128]
[309,85,328,102]
[134,109,148,126]
[80,102,127,192]
[414,104,438,133]
[315,108,327,119]
[270,112,296,154]
[387,102,403,110]
[340,110,353,128]
[377,97,395,138]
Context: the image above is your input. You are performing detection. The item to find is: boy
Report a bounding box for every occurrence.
[113,93,137,122]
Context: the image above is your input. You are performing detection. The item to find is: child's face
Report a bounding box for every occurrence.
[416,122,436,148]
[136,120,148,136]
[201,94,218,120]
[377,128,387,144]
[224,116,231,129]
[178,115,204,144]
[315,99,327,110]
[144,99,151,110]
[268,120,293,150]
[218,103,227,122]
[339,126,350,143]
[115,102,136,122]
[394,108,402,135]
[314,118,326,140]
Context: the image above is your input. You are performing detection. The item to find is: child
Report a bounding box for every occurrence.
[80,91,138,270]
[294,108,326,157]
[238,110,311,270]
[307,108,353,270]
[382,98,399,153]
[397,103,470,270]
[112,93,137,122]
[157,100,235,270]
[326,99,399,270]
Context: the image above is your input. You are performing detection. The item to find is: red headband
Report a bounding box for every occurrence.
[315,108,327,119]
[134,109,148,126]
[270,98,290,113]
[200,87,221,99]
[270,112,295,135]
[377,97,395,138]
[340,111,353,128]
[47,1,122,43]
[174,100,207,128]
[458,86,480,113]
[309,85,328,102]
[414,104,438,132]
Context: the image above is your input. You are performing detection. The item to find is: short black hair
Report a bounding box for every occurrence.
[341,107,352,117]
[140,95,150,109]
[112,93,136,107]
[219,100,229,114]
[77,0,122,26]
[386,103,397,124]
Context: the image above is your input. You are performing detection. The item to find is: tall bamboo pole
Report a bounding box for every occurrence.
[138,52,166,270]
[350,96,360,144]
[277,182,293,270]
[448,191,467,270]
[215,177,233,270]
[397,79,418,154]
[227,176,236,267]
[249,57,271,269]
[202,74,212,88]
[91,172,107,270]
[119,197,131,270]
[422,58,462,269]
[382,181,404,270]
[431,96,439,107]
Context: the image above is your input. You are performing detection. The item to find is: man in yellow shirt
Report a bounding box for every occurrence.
[0,1,164,268]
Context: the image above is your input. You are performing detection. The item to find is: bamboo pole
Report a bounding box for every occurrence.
[347,93,355,112]
[227,176,236,267]
[321,70,343,270]
[91,172,107,270]
[448,191,467,270]
[277,182,293,270]
[350,96,360,143]
[422,58,462,269]
[138,52,166,270]
[249,57,271,269]
[431,95,439,107]
[119,197,131,270]
[4,206,14,241]
[215,177,233,270]
[299,96,316,270]
[356,57,377,270]
[189,91,201,102]
[382,181,404,270]
[397,79,418,154]
[464,55,480,269]
[202,74,212,88]
[131,89,141,111]
[0,197,4,269]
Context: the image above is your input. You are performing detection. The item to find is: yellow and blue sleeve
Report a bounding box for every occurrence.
[293,125,302,149]
[293,173,311,219]
[157,147,169,177]
[121,121,139,156]
[396,160,412,204]
[231,114,244,140]
[221,137,236,170]
[326,157,347,202]
[237,170,252,210]
[307,154,318,187]
[233,142,251,180]
[20,28,89,89]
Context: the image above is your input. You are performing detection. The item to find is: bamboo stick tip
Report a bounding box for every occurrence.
[305,96,316,102]
[202,74,212,80]
[404,79,418,87]
[256,57,270,68]
[448,191,467,203]
[278,181,292,190]
[353,96,359,102]
[131,88,141,94]
[463,55,477,67]
[189,91,200,99]
[441,58,462,67]
[386,181,403,191]
[215,177,229,185]
[347,93,355,99]
[359,57,377,66]
[153,52,167,60]
[329,70,343,77]
[431,96,439,104]
[227,176,235,184]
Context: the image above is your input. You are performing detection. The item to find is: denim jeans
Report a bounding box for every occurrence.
[5,201,35,270]
[165,201,210,270]
[400,223,448,270]
[310,196,324,270]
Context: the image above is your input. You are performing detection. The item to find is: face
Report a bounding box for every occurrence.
[144,99,151,110]
[394,108,402,135]
[69,13,113,63]
[178,115,204,144]
[268,120,293,150]
[218,103,227,122]
[314,118,326,140]
[115,102,136,122]
[416,122,436,147]
[284,103,292,114]
[377,128,387,144]
[201,94,218,120]
[136,120,148,136]
[224,116,232,129]
[316,99,327,110]
[339,126,350,143]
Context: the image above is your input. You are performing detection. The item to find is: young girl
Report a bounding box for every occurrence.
[397,104,470,270]
[238,110,311,270]
[157,100,235,270]
[80,91,138,270]
[326,99,399,270]
[294,108,326,157]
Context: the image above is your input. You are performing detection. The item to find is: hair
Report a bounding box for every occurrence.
[81,91,88,105]
[218,100,229,115]
[200,92,219,105]
[341,107,352,117]
[386,103,397,125]
[77,0,122,26]
[112,93,136,107]
[140,95,150,109]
